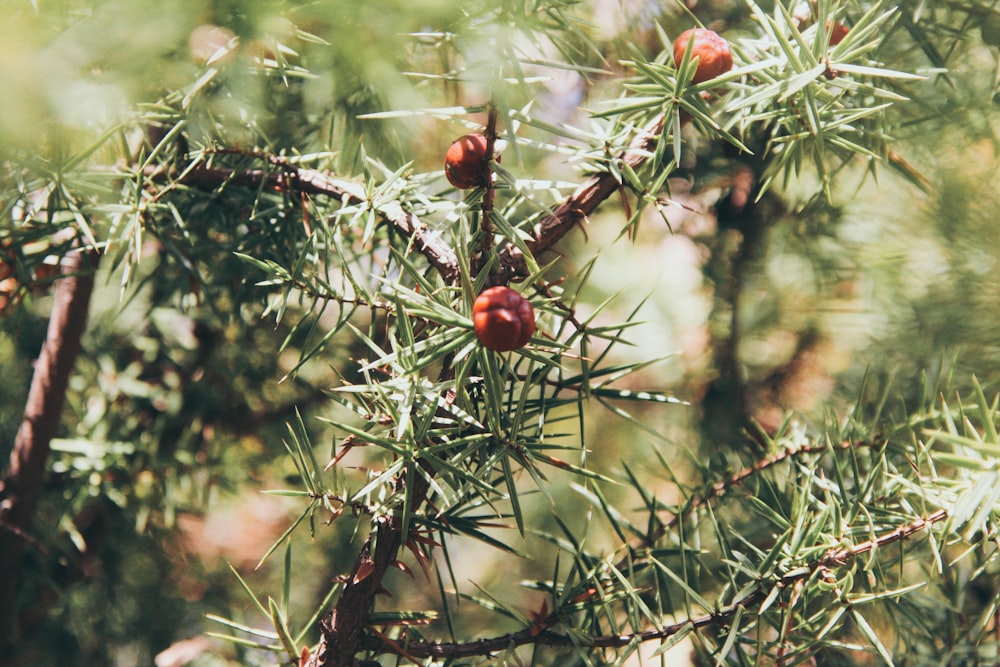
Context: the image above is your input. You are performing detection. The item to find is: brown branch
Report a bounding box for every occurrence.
[479,104,500,259]
[819,508,948,566]
[594,435,886,629]
[608,438,881,576]
[0,248,99,657]
[309,462,435,667]
[665,438,874,531]
[307,379,448,666]
[154,162,462,285]
[495,112,668,282]
[356,590,762,658]
[312,516,406,666]
[357,508,948,660]
[155,111,669,289]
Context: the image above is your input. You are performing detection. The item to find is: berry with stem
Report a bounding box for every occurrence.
[445,133,490,189]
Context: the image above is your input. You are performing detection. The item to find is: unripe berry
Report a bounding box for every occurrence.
[673,28,733,85]
[472,286,535,352]
[133,469,161,503]
[983,13,1000,46]
[444,133,489,189]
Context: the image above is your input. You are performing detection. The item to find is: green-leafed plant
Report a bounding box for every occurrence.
[3,1,1000,665]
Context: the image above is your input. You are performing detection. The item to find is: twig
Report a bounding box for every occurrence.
[356,508,948,659]
[307,366,452,667]
[607,438,879,589]
[665,438,874,530]
[311,515,408,667]
[0,249,99,657]
[150,111,668,289]
[149,162,462,285]
[310,468,436,667]
[819,508,948,566]
[479,103,500,259]
[495,112,667,282]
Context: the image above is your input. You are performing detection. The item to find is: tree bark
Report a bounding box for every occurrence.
[0,249,98,659]
[313,517,404,667]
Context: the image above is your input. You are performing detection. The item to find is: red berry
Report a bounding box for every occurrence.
[472,286,535,352]
[444,133,489,189]
[673,28,733,85]
[827,21,849,46]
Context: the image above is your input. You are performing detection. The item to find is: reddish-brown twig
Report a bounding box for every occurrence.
[355,508,947,660]
[0,249,99,656]
[145,161,462,284]
[495,112,668,282]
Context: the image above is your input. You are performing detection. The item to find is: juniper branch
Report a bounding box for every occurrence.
[148,111,668,289]
[664,438,879,531]
[357,508,948,660]
[148,113,673,665]
[148,162,462,284]
[611,437,882,575]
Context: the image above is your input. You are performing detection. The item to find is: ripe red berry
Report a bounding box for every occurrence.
[673,28,733,85]
[472,286,535,352]
[444,133,489,189]
[827,21,849,46]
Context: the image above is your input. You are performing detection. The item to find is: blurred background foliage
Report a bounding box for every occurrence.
[2,0,1000,664]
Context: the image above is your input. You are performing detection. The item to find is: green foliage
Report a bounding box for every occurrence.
[4,0,1000,665]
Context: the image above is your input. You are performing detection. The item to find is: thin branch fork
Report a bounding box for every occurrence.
[356,508,949,660]
[611,438,881,578]
[152,162,462,284]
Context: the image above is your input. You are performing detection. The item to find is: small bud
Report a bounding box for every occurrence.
[983,13,1000,46]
